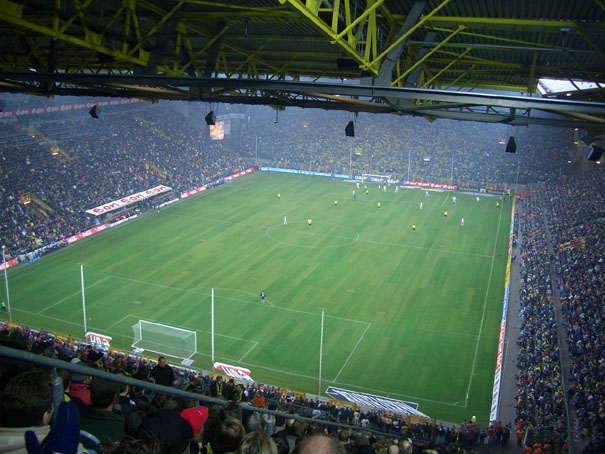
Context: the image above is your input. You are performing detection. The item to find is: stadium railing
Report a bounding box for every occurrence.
[0,345,410,440]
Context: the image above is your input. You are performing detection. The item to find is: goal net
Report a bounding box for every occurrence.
[362,173,392,184]
[132,320,197,364]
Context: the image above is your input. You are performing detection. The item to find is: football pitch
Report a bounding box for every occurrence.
[4,171,511,422]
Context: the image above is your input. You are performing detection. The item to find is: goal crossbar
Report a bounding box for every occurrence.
[132,320,197,362]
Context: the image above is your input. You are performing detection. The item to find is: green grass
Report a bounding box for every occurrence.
[3,171,511,422]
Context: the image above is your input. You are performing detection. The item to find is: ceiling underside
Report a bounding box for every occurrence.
[0,0,604,129]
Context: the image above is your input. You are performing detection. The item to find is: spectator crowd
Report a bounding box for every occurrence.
[514,169,604,453]
[0,322,515,454]
[0,94,602,453]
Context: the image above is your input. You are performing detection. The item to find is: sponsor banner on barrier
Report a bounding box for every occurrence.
[181,168,254,199]
[66,225,108,244]
[0,98,141,119]
[489,200,515,422]
[225,168,254,181]
[85,332,113,351]
[325,387,428,417]
[261,167,349,179]
[86,185,172,215]
[0,258,19,271]
[213,362,254,382]
[181,186,207,199]
[406,181,458,191]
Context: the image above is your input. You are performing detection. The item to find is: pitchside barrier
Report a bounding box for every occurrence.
[489,197,515,422]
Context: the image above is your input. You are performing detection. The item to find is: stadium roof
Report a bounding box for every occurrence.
[0,0,604,129]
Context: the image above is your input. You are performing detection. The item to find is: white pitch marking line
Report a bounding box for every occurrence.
[465,200,504,407]
[110,275,369,324]
[239,341,258,362]
[37,276,112,314]
[333,322,371,381]
[106,314,132,331]
[11,306,463,407]
[441,193,449,206]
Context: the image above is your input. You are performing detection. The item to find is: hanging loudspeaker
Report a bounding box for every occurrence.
[505,136,516,153]
[345,121,355,137]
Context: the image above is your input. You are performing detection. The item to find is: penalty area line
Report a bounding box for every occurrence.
[239,341,259,362]
[37,276,112,314]
[333,322,371,382]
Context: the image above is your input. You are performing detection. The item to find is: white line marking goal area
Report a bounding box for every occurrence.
[63,274,372,382]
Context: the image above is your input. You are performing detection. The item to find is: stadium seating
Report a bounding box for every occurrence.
[0,95,603,453]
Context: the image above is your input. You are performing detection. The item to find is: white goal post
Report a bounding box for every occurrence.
[361,173,393,184]
[132,320,197,365]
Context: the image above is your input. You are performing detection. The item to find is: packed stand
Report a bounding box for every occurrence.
[241,106,573,187]
[543,171,604,453]
[0,322,514,453]
[0,102,250,259]
[515,190,567,447]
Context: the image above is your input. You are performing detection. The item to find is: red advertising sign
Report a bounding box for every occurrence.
[225,168,254,181]
[181,186,207,199]
[0,259,19,271]
[213,362,254,382]
[85,332,113,350]
[66,225,107,244]
[86,185,172,215]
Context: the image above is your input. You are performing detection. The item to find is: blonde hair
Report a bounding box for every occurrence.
[236,431,277,454]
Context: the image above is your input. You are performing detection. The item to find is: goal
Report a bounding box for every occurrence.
[361,173,392,184]
[132,320,197,366]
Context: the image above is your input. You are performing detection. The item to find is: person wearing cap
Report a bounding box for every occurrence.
[180,406,208,438]
[79,378,124,447]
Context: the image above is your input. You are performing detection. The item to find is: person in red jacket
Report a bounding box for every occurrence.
[252,390,265,408]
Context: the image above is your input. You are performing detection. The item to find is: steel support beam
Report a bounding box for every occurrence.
[421,47,471,88]
[0,8,149,67]
[278,0,378,75]
[391,25,465,86]
[375,0,426,86]
[367,0,451,71]
[403,30,436,87]
[2,72,604,116]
